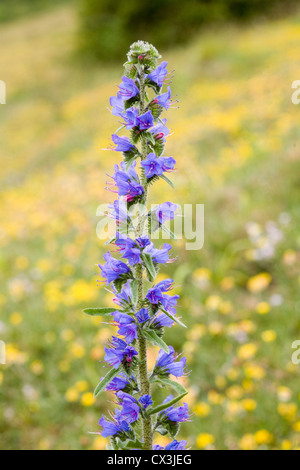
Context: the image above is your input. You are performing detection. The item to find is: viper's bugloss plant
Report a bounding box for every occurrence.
[83,41,190,451]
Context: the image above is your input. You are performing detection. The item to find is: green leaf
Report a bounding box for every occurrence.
[94,367,120,398]
[142,329,169,354]
[125,155,138,171]
[152,377,187,395]
[124,440,143,449]
[147,392,188,416]
[160,174,175,189]
[141,253,156,281]
[160,306,187,328]
[161,224,177,240]
[82,307,119,316]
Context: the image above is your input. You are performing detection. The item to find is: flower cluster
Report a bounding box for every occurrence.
[84,41,190,450]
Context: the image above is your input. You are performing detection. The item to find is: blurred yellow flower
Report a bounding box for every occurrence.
[277,386,292,402]
[226,368,239,381]
[206,295,222,311]
[255,429,273,445]
[194,402,211,417]
[247,273,272,293]
[281,440,292,450]
[292,421,300,432]
[238,343,257,360]
[61,329,75,342]
[215,375,227,389]
[75,380,89,392]
[10,312,23,325]
[65,388,79,402]
[226,385,244,400]
[261,330,277,342]
[244,364,265,380]
[220,277,235,291]
[196,433,215,449]
[39,438,51,450]
[256,302,271,315]
[70,343,85,358]
[241,398,257,411]
[238,434,257,450]
[277,403,297,420]
[92,436,107,450]
[15,255,29,270]
[30,360,44,375]
[81,392,95,407]
[6,344,28,365]
[208,390,224,405]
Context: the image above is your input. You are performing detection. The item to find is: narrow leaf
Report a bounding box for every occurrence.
[142,330,169,354]
[141,253,156,281]
[161,224,177,240]
[160,174,175,189]
[147,392,188,416]
[160,306,187,328]
[152,377,187,395]
[94,367,120,398]
[82,307,119,316]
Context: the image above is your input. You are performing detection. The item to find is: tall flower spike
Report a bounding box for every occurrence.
[83,41,190,451]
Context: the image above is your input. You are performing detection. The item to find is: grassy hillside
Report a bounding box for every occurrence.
[0,5,300,449]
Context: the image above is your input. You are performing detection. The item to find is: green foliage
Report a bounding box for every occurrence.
[0,0,75,23]
[78,0,297,61]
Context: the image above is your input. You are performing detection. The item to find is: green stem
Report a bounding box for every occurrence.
[136,66,152,450]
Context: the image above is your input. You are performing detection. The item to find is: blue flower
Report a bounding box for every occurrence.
[150,118,169,141]
[99,414,131,438]
[147,61,168,87]
[144,242,172,264]
[105,374,129,392]
[155,202,178,225]
[155,87,171,110]
[159,156,176,172]
[104,336,138,369]
[111,162,144,202]
[118,76,139,100]
[123,106,139,129]
[117,391,140,423]
[152,312,174,328]
[163,401,190,423]
[99,252,130,285]
[111,134,134,152]
[146,279,174,304]
[141,153,163,178]
[137,110,154,130]
[154,346,186,378]
[135,308,151,324]
[108,199,129,223]
[139,394,153,409]
[165,440,187,450]
[112,311,137,344]
[109,93,124,117]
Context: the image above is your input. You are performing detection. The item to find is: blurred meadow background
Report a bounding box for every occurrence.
[1,0,300,450]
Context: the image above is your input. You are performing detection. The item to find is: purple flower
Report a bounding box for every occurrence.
[117,391,140,423]
[155,87,171,110]
[105,374,129,392]
[154,346,186,378]
[118,76,139,100]
[111,134,134,152]
[159,156,176,172]
[146,279,174,305]
[161,294,179,314]
[123,106,139,129]
[147,61,168,87]
[112,280,134,307]
[144,242,172,264]
[165,440,187,450]
[163,401,190,423]
[137,110,154,130]
[108,200,129,223]
[150,119,169,141]
[99,415,130,438]
[139,394,153,409]
[152,312,174,328]
[141,153,163,178]
[112,311,137,343]
[135,308,151,324]
[109,93,124,117]
[111,163,144,202]
[155,202,178,225]
[99,252,130,285]
[104,336,138,369]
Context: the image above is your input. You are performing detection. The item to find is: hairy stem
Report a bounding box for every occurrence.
[136,66,152,450]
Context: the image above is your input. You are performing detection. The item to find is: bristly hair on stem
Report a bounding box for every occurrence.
[83,40,190,451]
